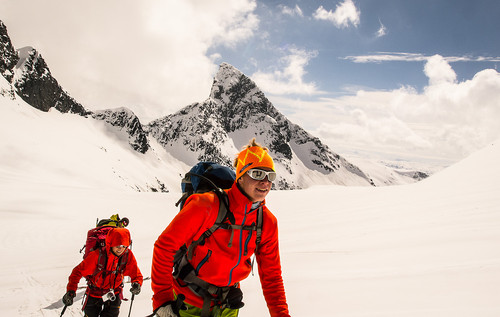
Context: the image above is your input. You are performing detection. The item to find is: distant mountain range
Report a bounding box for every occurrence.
[0,20,427,190]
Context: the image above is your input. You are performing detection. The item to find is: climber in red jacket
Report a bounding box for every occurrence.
[152,138,290,317]
[62,227,143,317]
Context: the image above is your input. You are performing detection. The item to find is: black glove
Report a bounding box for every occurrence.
[62,290,76,306]
[130,282,141,295]
[225,287,244,309]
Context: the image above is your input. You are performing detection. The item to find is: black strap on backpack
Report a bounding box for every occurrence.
[86,247,129,291]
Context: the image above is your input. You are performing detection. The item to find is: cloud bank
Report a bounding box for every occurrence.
[273,56,500,165]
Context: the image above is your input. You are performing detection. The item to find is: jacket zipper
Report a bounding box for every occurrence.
[195,249,212,275]
[227,204,248,286]
[243,223,254,256]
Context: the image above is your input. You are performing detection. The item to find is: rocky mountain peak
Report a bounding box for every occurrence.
[210,62,272,117]
[148,63,374,189]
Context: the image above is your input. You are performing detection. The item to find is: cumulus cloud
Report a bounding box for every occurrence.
[251,48,320,95]
[424,54,457,85]
[313,0,360,28]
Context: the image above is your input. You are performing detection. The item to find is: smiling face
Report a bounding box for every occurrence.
[111,245,127,256]
[237,169,273,202]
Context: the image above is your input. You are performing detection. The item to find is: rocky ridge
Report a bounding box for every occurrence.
[0,21,149,154]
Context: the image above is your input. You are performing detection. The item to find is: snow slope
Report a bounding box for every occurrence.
[1,79,500,316]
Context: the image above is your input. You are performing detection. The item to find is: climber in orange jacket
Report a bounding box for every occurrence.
[63,227,143,317]
[152,138,290,317]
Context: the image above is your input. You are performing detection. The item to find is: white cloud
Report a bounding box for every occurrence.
[345,53,429,63]
[313,0,360,28]
[280,4,303,17]
[2,0,258,122]
[271,61,500,165]
[376,20,387,38]
[345,52,500,63]
[424,55,457,86]
[251,48,320,95]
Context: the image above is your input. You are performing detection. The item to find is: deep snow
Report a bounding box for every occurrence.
[1,85,500,316]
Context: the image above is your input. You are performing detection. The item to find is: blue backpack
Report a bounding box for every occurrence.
[175,161,236,210]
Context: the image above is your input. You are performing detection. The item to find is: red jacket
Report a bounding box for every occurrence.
[152,183,290,316]
[67,227,143,297]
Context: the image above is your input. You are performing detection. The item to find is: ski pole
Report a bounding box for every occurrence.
[60,304,67,317]
[128,294,135,317]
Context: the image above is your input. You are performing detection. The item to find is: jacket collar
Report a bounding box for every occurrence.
[228,182,265,212]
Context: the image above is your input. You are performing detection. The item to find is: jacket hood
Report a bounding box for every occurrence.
[105,227,131,250]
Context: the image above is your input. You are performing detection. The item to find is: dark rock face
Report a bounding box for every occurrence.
[1,21,85,115]
[0,21,19,83]
[13,47,88,115]
[92,108,150,154]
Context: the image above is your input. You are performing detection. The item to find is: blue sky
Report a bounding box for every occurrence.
[3,0,500,168]
[221,0,500,94]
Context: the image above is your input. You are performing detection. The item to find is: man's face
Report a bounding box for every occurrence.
[238,168,273,202]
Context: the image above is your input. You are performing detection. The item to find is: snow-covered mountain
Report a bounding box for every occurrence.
[0,21,152,156]
[147,63,377,189]
[0,74,180,193]
[1,21,86,115]
[0,19,427,189]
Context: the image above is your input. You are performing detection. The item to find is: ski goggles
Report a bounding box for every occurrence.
[247,169,277,182]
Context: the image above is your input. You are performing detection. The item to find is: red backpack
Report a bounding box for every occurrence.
[80,214,129,258]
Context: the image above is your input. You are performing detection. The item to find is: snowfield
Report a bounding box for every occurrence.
[1,92,500,316]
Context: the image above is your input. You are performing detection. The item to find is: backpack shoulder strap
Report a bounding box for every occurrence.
[89,247,108,279]
[255,205,263,253]
[186,190,232,261]
[92,247,129,275]
[116,249,129,274]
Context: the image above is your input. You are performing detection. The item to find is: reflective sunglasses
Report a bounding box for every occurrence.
[247,169,277,182]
